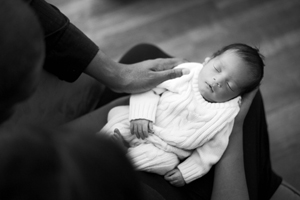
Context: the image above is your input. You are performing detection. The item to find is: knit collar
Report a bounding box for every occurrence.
[191,63,241,109]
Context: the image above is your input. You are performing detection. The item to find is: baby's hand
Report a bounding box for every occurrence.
[130,119,153,139]
[164,168,185,187]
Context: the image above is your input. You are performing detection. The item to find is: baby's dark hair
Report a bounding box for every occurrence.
[211,43,265,94]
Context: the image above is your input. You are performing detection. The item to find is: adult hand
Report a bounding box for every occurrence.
[85,50,188,94]
[234,88,259,131]
[119,58,189,93]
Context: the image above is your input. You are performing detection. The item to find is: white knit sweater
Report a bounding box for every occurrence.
[129,62,241,183]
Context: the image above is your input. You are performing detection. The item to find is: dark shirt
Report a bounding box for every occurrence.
[27,0,99,82]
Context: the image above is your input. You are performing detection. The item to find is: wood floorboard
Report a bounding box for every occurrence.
[48,0,300,191]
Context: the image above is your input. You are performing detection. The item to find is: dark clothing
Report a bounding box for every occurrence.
[27,0,99,82]
[118,43,282,200]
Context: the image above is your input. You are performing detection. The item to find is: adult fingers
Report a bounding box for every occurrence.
[152,67,190,86]
[154,58,187,71]
[239,87,259,114]
[241,87,258,106]
[235,87,259,127]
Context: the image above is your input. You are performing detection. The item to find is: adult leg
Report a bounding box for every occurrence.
[244,92,300,200]
[243,91,282,200]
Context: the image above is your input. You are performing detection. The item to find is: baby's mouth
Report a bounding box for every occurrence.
[206,82,214,92]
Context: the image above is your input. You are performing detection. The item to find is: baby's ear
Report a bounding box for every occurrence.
[203,57,211,65]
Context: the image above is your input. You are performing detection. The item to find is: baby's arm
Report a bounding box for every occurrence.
[177,122,233,184]
[130,119,153,139]
[164,168,185,187]
[129,88,166,140]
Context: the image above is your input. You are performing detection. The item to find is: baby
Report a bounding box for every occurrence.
[100,43,264,187]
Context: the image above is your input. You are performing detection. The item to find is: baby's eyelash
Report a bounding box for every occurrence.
[214,65,219,72]
[227,83,234,91]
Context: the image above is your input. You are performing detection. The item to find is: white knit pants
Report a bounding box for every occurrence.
[100,106,180,175]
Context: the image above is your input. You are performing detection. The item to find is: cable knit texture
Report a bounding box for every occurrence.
[101,62,241,184]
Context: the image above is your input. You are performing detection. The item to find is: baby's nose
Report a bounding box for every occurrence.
[213,82,221,87]
[213,78,221,87]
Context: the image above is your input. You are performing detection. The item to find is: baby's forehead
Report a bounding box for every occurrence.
[219,49,240,59]
[213,51,246,69]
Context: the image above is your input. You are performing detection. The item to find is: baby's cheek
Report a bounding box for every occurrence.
[215,91,235,103]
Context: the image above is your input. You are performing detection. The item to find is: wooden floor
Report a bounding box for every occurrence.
[48,0,300,190]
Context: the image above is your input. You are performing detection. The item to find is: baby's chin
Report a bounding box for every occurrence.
[199,83,228,103]
[200,91,232,103]
[200,91,216,103]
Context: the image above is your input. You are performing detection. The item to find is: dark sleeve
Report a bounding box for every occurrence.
[28,0,99,82]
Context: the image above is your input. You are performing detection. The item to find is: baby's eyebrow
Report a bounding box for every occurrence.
[217,59,224,70]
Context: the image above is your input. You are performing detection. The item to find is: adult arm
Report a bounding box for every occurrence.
[211,88,258,200]
[29,0,186,93]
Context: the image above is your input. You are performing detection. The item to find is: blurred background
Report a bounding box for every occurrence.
[47,0,300,190]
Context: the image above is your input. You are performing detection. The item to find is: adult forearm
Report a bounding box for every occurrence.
[211,127,249,200]
[84,50,126,93]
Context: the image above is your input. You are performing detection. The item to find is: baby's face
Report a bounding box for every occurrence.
[198,50,252,103]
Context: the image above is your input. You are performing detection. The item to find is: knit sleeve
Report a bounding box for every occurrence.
[177,120,234,184]
[129,88,165,122]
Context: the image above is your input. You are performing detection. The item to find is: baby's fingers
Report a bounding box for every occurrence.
[141,124,149,139]
[130,123,135,135]
[131,123,141,139]
[148,122,154,133]
[137,124,146,139]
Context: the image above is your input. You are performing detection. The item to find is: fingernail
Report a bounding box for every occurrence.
[182,69,190,75]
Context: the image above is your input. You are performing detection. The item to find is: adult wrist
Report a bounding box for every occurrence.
[84,50,127,93]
